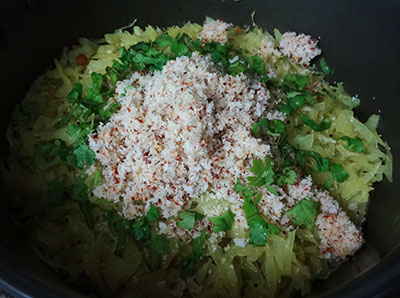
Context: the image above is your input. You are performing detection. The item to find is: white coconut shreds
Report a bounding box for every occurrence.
[90,53,271,221]
[89,52,362,261]
[316,212,363,260]
[258,35,282,58]
[279,32,322,65]
[199,19,232,45]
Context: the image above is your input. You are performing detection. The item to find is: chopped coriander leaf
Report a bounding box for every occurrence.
[268,119,286,137]
[178,230,207,277]
[286,197,320,230]
[177,211,204,230]
[66,123,93,143]
[228,60,247,76]
[207,42,232,66]
[253,118,269,136]
[300,114,331,131]
[210,50,225,64]
[145,204,159,223]
[71,175,89,199]
[100,211,170,256]
[288,95,306,110]
[290,146,349,183]
[319,57,335,75]
[283,74,308,91]
[102,209,131,236]
[34,142,64,171]
[267,223,281,235]
[72,143,96,168]
[330,163,349,182]
[131,41,150,52]
[248,220,271,247]
[135,52,169,71]
[67,83,83,103]
[281,104,292,114]
[69,104,91,122]
[303,91,316,106]
[265,77,280,88]
[248,157,274,187]
[260,75,271,85]
[265,182,279,196]
[243,199,262,223]
[155,34,173,48]
[132,220,151,242]
[247,157,278,195]
[99,102,121,120]
[286,91,302,99]
[253,118,286,138]
[127,51,164,71]
[324,178,333,189]
[123,85,135,92]
[177,33,198,49]
[84,72,104,106]
[234,179,256,200]
[282,91,315,114]
[34,140,76,170]
[146,232,170,255]
[199,41,232,58]
[209,209,234,232]
[243,197,280,246]
[295,150,331,172]
[275,167,297,186]
[247,55,266,75]
[340,136,367,153]
[171,38,190,57]
[293,151,307,168]
[312,155,331,172]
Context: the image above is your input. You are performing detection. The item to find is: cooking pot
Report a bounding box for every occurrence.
[0,0,399,297]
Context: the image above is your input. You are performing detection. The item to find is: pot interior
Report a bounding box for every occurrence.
[0,0,399,297]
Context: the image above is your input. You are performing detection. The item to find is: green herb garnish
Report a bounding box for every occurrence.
[300,113,331,132]
[72,144,96,168]
[242,194,280,246]
[330,163,350,182]
[209,209,235,233]
[247,157,278,195]
[283,74,308,91]
[145,204,160,223]
[275,167,297,186]
[319,57,335,75]
[286,197,320,230]
[177,211,205,230]
[178,230,207,276]
[253,118,286,138]
[340,136,367,153]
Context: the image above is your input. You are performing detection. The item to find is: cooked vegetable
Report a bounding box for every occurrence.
[3,17,391,298]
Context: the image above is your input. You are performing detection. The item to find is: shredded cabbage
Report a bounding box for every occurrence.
[287,95,392,222]
[4,19,391,298]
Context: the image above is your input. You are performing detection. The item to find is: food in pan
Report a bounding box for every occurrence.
[4,18,392,297]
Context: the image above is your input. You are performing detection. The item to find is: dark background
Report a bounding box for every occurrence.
[0,0,399,297]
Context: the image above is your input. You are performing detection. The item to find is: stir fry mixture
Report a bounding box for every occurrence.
[4,18,392,298]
